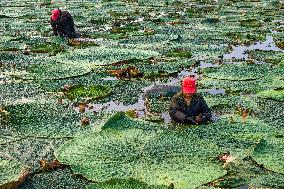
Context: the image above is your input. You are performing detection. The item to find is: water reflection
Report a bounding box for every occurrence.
[206,88,226,95]
[223,35,283,60]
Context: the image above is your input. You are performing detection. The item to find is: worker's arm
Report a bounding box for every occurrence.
[50,20,58,36]
[199,96,212,124]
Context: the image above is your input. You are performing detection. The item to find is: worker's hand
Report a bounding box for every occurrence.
[195,114,202,123]
[184,116,197,125]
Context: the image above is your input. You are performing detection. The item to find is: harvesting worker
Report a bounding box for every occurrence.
[50,8,79,38]
[169,77,212,125]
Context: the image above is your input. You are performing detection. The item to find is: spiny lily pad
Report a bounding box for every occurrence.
[22,62,91,80]
[18,168,91,189]
[96,79,152,105]
[56,46,159,66]
[33,71,113,92]
[257,89,284,102]
[65,84,111,101]
[240,19,262,28]
[165,48,192,58]
[254,98,284,129]
[205,63,270,81]
[252,137,284,174]
[0,138,67,172]
[55,118,226,189]
[0,158,26,188]
[209,158,261,188]
[102,112,161,131]
[30,43,65,55]
[248,50,284,65]
[0,82,44,105]
[4,98,93,137]
[249,172,284,188]
[199,75,284,94]
[195,115,277,159]
[86,178,168,189]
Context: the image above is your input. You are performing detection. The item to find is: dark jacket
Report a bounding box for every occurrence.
[50,10,78,38]
[169,92,212,124]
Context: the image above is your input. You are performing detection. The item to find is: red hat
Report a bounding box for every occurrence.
[51,9,60,21]
[182,77,196,94]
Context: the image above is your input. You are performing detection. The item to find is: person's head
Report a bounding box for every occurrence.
[51,8,60,21]
[182,77,196,98]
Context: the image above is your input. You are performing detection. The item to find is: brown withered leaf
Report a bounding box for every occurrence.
[81,116,90,125]
[242,109,249,124]
[39,160,51,171]
[108,66,142,79]
[50,159,62,169]
[79,103,86,113]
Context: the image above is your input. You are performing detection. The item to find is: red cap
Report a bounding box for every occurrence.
[51,9,60,21]
[182,77,196,94]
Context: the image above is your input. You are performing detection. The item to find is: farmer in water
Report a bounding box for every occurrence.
[169,77,212,124]
[50,8,78,38]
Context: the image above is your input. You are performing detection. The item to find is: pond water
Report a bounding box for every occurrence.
[223,35,283,60]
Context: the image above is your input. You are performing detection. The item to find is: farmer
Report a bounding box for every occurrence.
[169,77,212,125]
[50,8,78,38]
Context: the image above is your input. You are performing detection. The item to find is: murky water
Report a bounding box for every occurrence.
[206,88,226,95]
[223,35,283,60]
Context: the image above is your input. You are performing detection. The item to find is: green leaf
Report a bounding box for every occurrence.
[252,136,284,174]
[4,98,92,138]
[55,118,226,189]
[86,178,168,189]
[23,62,91,80]
[250,172,284,188]
[65,84,112,101]
[257,89,284,102]
[56,47,159,66]
[205,63,270,81]
[0,158,26,187]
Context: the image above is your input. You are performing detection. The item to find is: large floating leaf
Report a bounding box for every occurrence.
[249,50,284,65]
[205,63,270,81]
[0,158,26,188]
[65,84,111,101]
[194,115,277,158]
[257,89,284,102]
[86,178,167,189]
[0,138,67,172]
[0,81,44,105]
[199,76,284,94]
[250,172,284,189]
[252,137,284,174]
[102,112,161,131]
[210,157,266,189]
[22,62,92,80]
[253,98,284,129]
[57,47,159,66]
[4,98,92,137]
[34,71,113,92]
[96,79,152,105]
[55,118,226,189]
[19,168,91,189]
